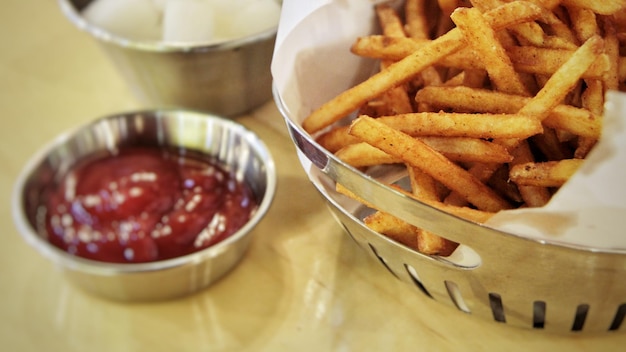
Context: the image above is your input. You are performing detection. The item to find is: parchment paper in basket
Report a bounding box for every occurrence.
[272,0,626,251]
[486,91,626,250]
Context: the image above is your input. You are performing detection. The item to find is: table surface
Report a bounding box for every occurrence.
[2,1,626,351]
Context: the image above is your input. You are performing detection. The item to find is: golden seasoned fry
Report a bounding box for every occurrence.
[451,7,530,95]
[568,5,598,42]
[417,228,459,256]
[414,86,602,139]
[504,46,610,81]
[419,136,513,163]
[404,0,430,40]
[315,126,360,153]
[509,141,551,207]
[302,1,544,133]
[348,115,512,212]
[376,3,407,37]
[602,18,620,91]
[364,211,420,249]
[518,35,605,121]
[337,137,513,167]
[561,0,626,15]
[509,159,585,188]
[376,112,543,139]
[375,3,415,115]
[443,162,500,207]
[351,36,611,80]
[407,165,441,201]
[336,142,402,167]
[363,210,458,256]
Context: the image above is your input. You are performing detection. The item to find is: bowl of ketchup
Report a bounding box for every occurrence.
[12,110,276,301]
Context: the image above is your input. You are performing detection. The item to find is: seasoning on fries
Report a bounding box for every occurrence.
[302,0,626,256]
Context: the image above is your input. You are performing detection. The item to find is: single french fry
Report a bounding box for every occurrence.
[574,137,597,159]
[364,211,420,249]
[414,86,602,138]
[561,0,626,15]
[302,1,544,133]
[336,142,402,167]
[376,3,407,37]
[487,164,524,204]
[375,111,542,139]
[518,35,605,121]
[375,3,416,116]
[407,165,441,202]
[348,115,512,212]
[568,5,598,43]
[337,136,513,167]
[404,0,430,40]
[602,18,620,91]
[577,78,603,159]
[509,20,579,50]
[509,141,551,207]
[419,136,513,163]
[509,159,585,187]
[451,7,530,95]
[443,161,500,206]
[351,36,611,80]
[316,126,360,153]
[417,228,459,256]
[363,210,458,256]
[505,46,610,81]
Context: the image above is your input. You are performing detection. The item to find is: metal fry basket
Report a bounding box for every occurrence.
[274,90,626,334]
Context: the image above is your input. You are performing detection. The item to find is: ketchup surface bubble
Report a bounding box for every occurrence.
[42,146,258,263]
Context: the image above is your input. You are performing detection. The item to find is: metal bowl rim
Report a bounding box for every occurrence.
[12,108,277,274]
[58,0,278,53]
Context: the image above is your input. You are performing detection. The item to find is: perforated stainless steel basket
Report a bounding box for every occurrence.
[273,89,626,334]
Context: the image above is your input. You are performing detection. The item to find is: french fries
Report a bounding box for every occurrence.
[509,159,585,187]
[302,0,625,256]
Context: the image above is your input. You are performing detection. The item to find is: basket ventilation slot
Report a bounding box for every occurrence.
[404,264,432,299]
[489,293,506,323]
[572,304,589,331]
[368,244,399,279]
[609,304,626,331]
[445,280,470,313]
[533,301,546,329]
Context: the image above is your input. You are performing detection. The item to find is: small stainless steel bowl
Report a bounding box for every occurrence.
[58,0,277,116]
[12,110,276,302]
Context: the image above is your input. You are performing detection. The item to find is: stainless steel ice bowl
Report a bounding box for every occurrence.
[58,0,277,116]
[12,109,276,302]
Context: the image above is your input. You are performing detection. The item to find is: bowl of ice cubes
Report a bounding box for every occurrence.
[59,0,281,116]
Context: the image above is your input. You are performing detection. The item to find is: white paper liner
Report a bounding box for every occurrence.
[272,0,626,250]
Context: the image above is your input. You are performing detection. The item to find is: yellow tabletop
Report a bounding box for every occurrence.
[1,1,625,351]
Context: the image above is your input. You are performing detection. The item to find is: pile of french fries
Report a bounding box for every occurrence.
[302,0,626,256]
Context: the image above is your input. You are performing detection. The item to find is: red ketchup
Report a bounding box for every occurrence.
[42,146,258,263]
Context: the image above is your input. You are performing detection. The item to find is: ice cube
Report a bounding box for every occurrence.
[162,0,216,43]
[82,0,161,41]
[211,0,251,16]
[149,0,169,11]
[229,0,281,39]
